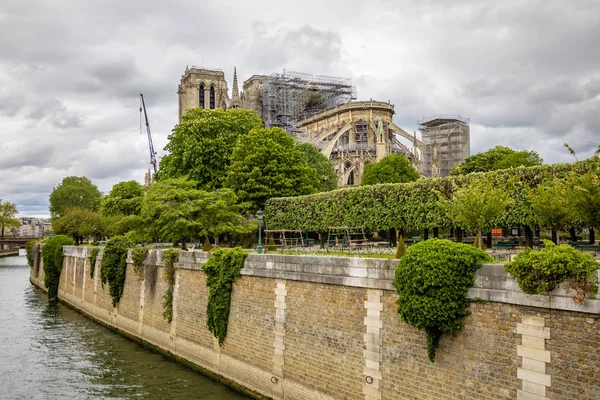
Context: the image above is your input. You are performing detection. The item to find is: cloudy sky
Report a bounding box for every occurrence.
[1,1,599,217]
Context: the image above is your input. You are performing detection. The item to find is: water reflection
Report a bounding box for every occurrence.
[0,256,248,400]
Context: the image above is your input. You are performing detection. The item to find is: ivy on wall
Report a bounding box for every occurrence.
[505,240,599,303]
[88,247,100,278]
[393,239,493,362]
[161,249,179,322]
[202,247,248,345]
[42,235,74,300]
[131,246,149,280]
[265,161,595,232]
[100,235,133,306]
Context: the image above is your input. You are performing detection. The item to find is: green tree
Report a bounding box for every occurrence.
[156,108,263,190]
[0,199,19,238]
[141,178,245,248]
[49,176,102,218]
[446,178,512,248]
[529,178,577,244]
[101,181,143,216]
[223,128,317,213]
[451,146,543,175]
[52,207,101,245]
[296,142,337,192]
[361,154,419,185]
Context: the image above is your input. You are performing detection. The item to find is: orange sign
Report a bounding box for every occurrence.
[491,229,503,237]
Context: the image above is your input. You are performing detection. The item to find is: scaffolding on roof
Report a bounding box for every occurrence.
[418,115,470,178]
[262,70,356,135]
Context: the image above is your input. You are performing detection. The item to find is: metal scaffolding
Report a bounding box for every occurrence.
[418,115,470,177]
[262,70,356,135]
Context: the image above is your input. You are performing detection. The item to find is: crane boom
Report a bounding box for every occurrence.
[139,93,158,173]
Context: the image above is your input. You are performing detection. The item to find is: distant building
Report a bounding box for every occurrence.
[418,116,470,177]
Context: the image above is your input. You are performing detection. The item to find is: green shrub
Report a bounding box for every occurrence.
[25,239,39,267]
[100,235,133,306]
[395,234,406,259]
[202,237,211,252]
[202,247,248,345]
[505,240,599,303]
[42,235,74,299]
[161,249,179,322]
[88,247,100,278]
[393,239,493,362]
[266,236,276,252]
[130,246,149,280]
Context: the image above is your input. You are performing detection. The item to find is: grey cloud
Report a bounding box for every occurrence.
[26,98,83,129]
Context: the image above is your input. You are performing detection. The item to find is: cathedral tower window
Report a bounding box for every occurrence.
[199,84,205,108]
[209,86,215,109]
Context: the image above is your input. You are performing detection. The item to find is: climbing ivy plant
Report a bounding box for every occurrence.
[393,239,492,362]
[202,247,248,345]
[505,240,598,304]
[161,249,179,322]
[100,235,133,306]
[131,246,149,280]
[88,247,100,278]
[42,235,74,300]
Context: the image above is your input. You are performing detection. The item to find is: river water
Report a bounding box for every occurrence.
[0,254,249,400]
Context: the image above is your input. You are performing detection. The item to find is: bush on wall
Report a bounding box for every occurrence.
[393,239,493,362]
[100,235,133,306]
[42,235,74,300]
[161,249,179,322]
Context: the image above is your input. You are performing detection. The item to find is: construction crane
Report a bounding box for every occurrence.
[139,93,158,173]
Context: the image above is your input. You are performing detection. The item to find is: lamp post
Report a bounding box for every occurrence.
[257,210,264,254]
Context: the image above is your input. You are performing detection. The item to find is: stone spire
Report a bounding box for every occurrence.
[231,66,241,108]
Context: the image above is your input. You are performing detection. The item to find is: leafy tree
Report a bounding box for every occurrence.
[529,178,577,243]
[52,207,101,245]
[361,154,419,185]
[101,181,143,216]
[451,146,542,175]
[0,199,19,238]
[567,148,600,243]
[296,142,337,192]
[156,108,263,190]
[223,128,317,213]
[141,178,245,248]
[446,178,512,248]
[49,176,102,218]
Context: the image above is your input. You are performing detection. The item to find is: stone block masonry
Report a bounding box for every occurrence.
[30,248,600,400]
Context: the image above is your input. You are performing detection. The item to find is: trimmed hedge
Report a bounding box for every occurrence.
[265,161,595,232]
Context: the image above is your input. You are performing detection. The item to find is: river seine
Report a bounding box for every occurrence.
[0,254,248,399]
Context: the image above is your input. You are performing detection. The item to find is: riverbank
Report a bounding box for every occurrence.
[0,249,19,257]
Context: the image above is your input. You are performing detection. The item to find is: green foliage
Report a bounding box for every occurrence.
[393,239,493,362]
[42,235,74,299]
[223,127,318,213]
[395,234,406,259]
[101,180,144,216]
[130,246,149,280]
[52,206,101,244]
[25,239,39,267]
[49,176,102,218]
[0,199,20,237]
[568,169,600,229]
[296,142,338,192]
[89,247,100,278]
[161,249,179,322]
[451,145,543,175]
[156,108,263,190]
[202,247,248,345]
[141,178,245,246]
[100,235,133,306]
[265,159,597,232]
[202,237,211,252]
[505,240,599,303]
[361,154,419,186]
[528,178,577,240]
[266,236,276,252]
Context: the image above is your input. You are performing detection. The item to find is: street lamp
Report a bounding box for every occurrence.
[257,210,264,254]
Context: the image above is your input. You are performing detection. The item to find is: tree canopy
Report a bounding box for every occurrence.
[156,108,263,190]
[52,206,100,245]
[451,146,543,175]
[141,178,245,248]
[223,127,317,213]
[361,154,419,185]
[0,199,19,238]
[49,176,102,218]
[101,180,144,216]
[296,142,337,192]
[529,178,577,243]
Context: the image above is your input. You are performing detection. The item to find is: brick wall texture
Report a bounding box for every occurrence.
[29,249,599,400]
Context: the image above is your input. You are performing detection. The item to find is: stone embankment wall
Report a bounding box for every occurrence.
[30,247,600,400]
